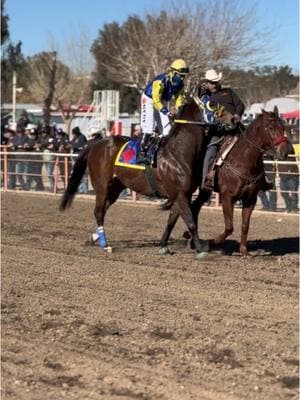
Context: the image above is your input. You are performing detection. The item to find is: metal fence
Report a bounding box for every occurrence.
[1,146,299,213]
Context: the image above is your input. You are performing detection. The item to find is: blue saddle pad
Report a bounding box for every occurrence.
[115,139,145,170]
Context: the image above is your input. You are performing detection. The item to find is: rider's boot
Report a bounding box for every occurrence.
[137,132,151,163]
[261,174,273,191]
[201,168,216,191]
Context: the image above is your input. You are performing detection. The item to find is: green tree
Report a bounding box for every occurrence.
[1,0,9,45]
[1,0,27,104]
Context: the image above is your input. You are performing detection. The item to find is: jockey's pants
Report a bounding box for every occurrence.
[140,93,171,137]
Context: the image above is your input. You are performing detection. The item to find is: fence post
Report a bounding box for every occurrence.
[64,155,69,189]
[3,146,8,191]
[132,191,137,202]
[215,192,220,207]
[54,157,59,193]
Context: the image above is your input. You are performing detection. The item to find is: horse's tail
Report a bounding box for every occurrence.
[59,146,90,211]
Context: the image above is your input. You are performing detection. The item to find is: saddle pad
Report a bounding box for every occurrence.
[114,140,145,170]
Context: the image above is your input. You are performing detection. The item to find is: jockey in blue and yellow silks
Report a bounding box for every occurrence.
[140,59,189,158]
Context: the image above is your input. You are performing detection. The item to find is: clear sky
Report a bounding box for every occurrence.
[5,0,300,73]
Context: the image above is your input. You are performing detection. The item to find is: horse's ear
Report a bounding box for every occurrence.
[273,106,279,117]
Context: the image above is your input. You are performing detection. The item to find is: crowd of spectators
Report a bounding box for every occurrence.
[1,119,103,193]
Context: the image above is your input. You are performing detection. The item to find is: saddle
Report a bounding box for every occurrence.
[215,134,239,167]
[202,134,239,192]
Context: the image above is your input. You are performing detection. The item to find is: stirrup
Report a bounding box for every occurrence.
[136,151,146,164]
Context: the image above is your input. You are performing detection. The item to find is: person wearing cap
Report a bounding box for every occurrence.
[24,129,45,191]
[139,59,189,162]
[11,127,29,190]
[39,126,56,192]
[199,69,245,191]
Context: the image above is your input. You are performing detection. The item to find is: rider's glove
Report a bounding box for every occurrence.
[167,111,175,121]
[160,106,169,115]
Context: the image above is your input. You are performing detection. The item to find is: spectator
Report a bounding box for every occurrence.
[258,155,277,211]
[11,127,29,190]
[39,127,56,192]
[87,129,103,144]
[2,129,16,189]
[16,110,30,131]
[278,140,299,213]
[69,127,87,152]
[24,129,44,191]
[69,126,88,193]
[131,124,142,139]
[54,129,71,190]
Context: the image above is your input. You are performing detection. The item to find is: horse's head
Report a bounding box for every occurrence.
[259,107,289,159]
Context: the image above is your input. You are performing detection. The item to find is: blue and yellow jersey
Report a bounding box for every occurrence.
[144,72,185,113]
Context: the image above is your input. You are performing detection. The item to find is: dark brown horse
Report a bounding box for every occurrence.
[59,97,232,259]
[188,108,289,256]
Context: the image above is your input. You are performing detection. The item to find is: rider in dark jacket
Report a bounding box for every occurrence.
[199,69,245,191]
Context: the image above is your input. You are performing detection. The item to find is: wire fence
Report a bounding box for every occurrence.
[1,146,299,213]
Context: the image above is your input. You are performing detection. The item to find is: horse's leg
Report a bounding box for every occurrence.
[214,194,234,246]
[93,177,125,251]
[240,199,256,256]
[175,193,209,254]
[183,190,211,241]
[159,205,180,254]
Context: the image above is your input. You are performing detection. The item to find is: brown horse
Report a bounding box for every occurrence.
[59,97,232,259]
[188,108,289,256]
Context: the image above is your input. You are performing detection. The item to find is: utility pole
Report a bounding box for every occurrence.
[12,71,17,124]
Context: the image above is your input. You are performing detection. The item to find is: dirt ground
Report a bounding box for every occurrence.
[1,192,299,400]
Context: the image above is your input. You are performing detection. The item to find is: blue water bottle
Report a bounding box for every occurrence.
[96,226,107,249]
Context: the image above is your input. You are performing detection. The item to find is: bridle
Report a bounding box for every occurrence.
[223,114,287,185]
[241,116,287,158]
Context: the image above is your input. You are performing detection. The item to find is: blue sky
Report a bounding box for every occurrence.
[5,0,300,73]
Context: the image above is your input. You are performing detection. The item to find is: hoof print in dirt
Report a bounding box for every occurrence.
[150,327,175,340]
[88,322,121,338]
[207,348,243,369]
[279,376,299,389]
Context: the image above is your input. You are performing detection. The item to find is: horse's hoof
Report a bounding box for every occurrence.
[103,246,113,253]
[85,234,98,246]
[158,247,170,255]
[92,233,99,242]
[240,252,250,257]
[199,239,209,252]
[183,231,191,240]
[98,246,113,253]
[196,251,209,260]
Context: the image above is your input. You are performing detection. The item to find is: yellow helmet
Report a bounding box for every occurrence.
[170,59,189,75]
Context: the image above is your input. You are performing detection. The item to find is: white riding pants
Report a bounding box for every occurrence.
[140,93,171,137]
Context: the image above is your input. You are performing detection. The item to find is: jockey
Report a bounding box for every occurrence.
[139,59,189,161]
[199,69,245,191]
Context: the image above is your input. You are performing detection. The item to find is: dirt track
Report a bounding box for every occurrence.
[2,192,299,400]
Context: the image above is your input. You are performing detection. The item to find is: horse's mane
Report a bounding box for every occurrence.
[245,110,279,133]
[165,97,202,142]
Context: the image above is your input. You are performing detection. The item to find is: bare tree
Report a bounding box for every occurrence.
[92,0,275,91]
[25,48,92,130]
